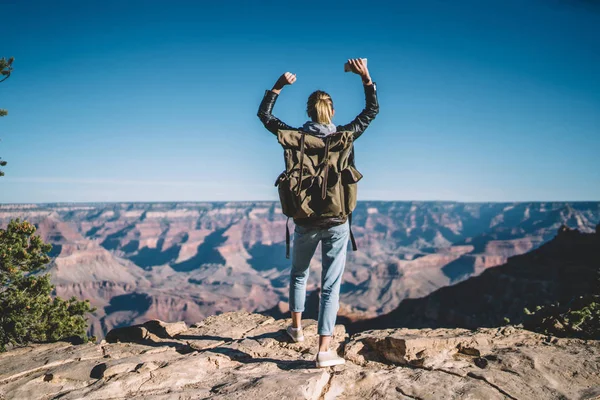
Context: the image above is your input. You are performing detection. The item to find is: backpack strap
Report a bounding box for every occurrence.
[321,136,332,199]
[285,217,291,259]
[349,212,358,251]
[295,131,307,196]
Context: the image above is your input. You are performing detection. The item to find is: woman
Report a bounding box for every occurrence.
[257,59,379,367]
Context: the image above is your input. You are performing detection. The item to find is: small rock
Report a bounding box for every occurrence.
[408,358,425,367]
[500,325,517,336]
[143,320,188,339]
[474,357,488,369]
[103,362,140,378]
[457,344,481,357]
[544,335,560,344]
[134,362,160,373]
[105,326,161,344]
[43,373,53,382]
[90,363,107,379]
[105,326,150,343]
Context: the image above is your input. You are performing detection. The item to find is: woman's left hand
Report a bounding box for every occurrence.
[275,72,296,89]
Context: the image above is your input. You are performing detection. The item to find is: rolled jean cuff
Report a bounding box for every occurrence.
[318,332,333,336]
[290,308,304,313]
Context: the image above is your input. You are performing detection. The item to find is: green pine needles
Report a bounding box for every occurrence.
[0,219,95,352]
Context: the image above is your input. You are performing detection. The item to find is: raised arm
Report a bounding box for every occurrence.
[336,59,379,141]
[257,72,297,136]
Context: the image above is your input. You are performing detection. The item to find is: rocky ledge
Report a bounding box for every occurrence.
[0,311,599,399]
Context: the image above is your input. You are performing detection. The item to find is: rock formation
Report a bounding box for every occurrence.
[351,226,600,335]
[0,311,599,399]
[1,201,598,338]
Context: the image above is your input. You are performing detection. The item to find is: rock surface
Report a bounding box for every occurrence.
[1,311,599,399]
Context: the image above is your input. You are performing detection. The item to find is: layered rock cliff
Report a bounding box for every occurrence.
[1,201,599,338]
[351,225,600,335]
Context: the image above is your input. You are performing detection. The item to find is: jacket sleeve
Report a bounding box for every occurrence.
[257,89,295,136]
[336,82,379,141]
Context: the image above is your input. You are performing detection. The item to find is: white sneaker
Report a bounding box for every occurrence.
[316,350,346,368]
[286,325,305,342]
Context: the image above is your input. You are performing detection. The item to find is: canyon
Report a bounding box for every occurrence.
[1,201,598,337]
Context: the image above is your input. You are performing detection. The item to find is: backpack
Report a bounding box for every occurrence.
[274,129,362,258]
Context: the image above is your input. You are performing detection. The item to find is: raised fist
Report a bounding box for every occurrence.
[276,72,297,88]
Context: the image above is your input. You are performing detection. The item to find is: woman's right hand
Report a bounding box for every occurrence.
[347,59,372,84]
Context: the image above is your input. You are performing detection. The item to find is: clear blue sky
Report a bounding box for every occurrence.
[1,0,599,203]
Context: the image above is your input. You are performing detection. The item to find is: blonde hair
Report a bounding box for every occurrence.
[306,90,334,124]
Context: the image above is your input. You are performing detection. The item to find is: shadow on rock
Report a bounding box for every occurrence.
[207,347,314,370]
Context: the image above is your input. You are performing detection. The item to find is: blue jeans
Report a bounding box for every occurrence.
[289,220,350,336]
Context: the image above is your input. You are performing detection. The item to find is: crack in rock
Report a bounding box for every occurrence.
[500,368,520,376]
[187,340,227,352]
[395,385,423,400]
[318,371,334,400]
[398,363,519,400]
[135,370,155,395]
[467,371,519,400]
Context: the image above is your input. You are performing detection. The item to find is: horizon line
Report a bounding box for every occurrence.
[2,200,600,206]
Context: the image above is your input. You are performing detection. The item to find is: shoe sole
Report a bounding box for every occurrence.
[316,359,346,368]
[286,329,304,342]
